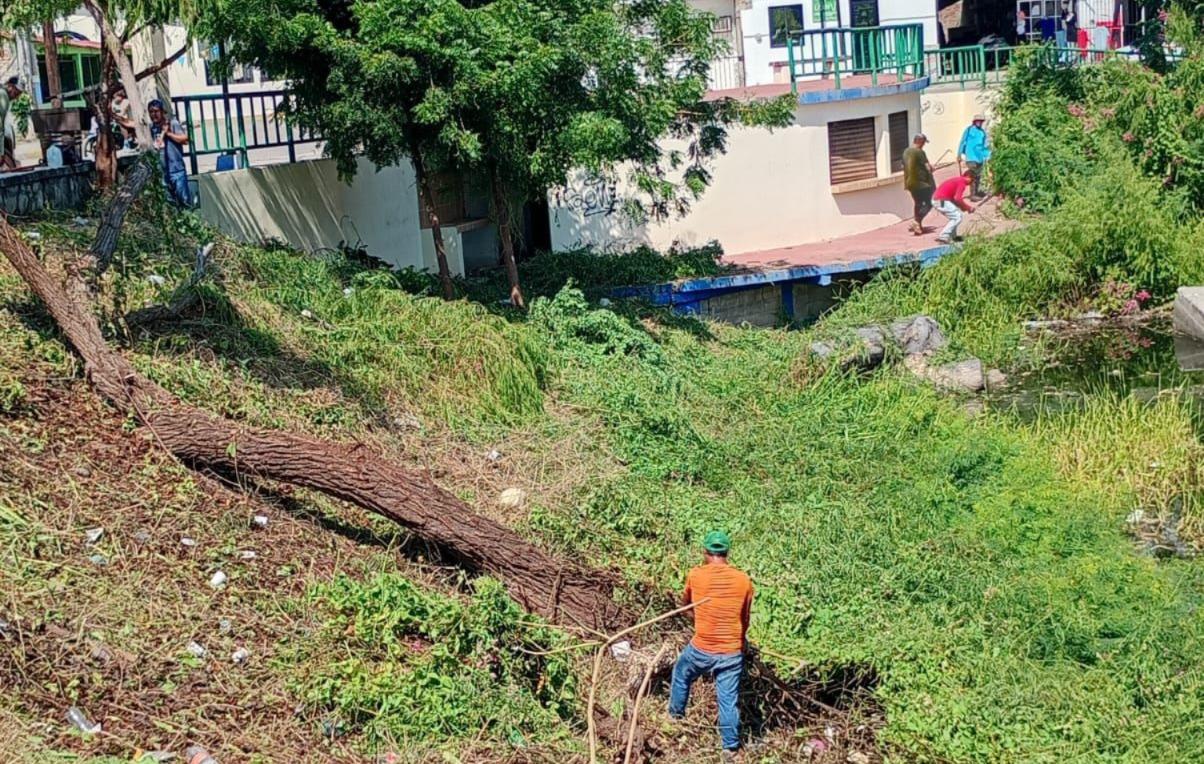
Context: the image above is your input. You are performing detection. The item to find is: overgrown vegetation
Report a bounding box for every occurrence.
[8,11,1204,764]
[8,203,1204,760]
[293,575,577,751]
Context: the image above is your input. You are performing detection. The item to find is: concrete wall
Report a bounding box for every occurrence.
[197,156,460,275]
[549,87,921,256]
[693,275,873,327]
[0,163,93,216]
[919,85,998,163]
[699,284,782,326]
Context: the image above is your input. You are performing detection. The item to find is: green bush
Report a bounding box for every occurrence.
[296,574,576,749]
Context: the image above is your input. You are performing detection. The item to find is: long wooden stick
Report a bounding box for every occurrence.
[586,599,708,764]
[623,643,670,764]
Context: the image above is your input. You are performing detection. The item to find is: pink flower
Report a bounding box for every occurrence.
[1123,131,1135,143]
[1123,299,1140,313]
[1067,103,1086,117]
[1136,290,1151,302]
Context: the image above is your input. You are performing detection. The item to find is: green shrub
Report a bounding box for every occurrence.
[295,574,576,749]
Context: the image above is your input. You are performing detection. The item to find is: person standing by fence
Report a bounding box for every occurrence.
[148,99,192,208]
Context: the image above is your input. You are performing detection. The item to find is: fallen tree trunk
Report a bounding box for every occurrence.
[0,218,633,635]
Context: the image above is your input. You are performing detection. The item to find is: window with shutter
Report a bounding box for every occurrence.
[889,111,909,173]
[828,117,877,185]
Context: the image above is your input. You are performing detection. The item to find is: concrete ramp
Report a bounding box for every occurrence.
[1173,287,1204,341]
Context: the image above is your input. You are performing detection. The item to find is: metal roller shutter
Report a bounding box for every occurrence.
[889,111,909,173]
[828,117,877,185]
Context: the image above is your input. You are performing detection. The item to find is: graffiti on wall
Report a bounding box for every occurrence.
[560,176,619,217]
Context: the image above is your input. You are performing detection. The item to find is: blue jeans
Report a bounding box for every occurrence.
[164,169,192,208]
[669,643,743,751]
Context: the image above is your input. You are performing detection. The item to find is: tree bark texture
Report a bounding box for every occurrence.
[92,49,119,189]
[409,140,456,301]
[41,21,63,108]
[0,218,633,635]
[89,159,155,269]
[490,173,526,309]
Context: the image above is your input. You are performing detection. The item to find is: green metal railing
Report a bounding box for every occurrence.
[923,45,988,89]
[172,90,320,175]
[925,43,1148,89]
[786,23,924,93]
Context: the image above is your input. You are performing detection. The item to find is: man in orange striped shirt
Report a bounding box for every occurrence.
[669,530,754,757]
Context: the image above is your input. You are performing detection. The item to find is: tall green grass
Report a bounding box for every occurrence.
[825,159,1202,365]
[521,294,1204,762]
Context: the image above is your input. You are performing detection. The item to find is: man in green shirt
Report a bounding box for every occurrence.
[902,132,935,235]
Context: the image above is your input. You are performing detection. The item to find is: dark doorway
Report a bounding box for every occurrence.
[520,198,552,259]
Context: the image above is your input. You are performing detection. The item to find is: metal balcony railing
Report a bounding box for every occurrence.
[171,90,321,175]
[925,43,1153,90]
[785,24,925,93]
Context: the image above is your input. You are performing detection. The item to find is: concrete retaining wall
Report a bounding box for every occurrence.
[196,156,491,276]
[0,164,94,216]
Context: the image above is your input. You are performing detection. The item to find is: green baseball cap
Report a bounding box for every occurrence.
[703,530,731,554]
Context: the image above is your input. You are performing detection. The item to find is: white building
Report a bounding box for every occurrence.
[690,0,942,89]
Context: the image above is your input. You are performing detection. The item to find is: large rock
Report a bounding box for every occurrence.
[905,355,986,392]
[890,315,947,356]
[1173,287,1204,341]
[1174,333,1204,372]
[848,326,887,372]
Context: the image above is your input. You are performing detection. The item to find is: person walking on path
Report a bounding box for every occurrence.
[148,99,192,208]
[902,133,936,236]
[933,168,976,244]
[958,114,991,201]
[669,531,754,760]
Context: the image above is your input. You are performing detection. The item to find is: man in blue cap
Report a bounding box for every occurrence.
[148,99,192,208]
[669,530,754,759]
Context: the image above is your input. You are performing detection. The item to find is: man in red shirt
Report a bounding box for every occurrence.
[932,169,977,244]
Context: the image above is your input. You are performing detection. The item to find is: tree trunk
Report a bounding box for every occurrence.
[90,159,155,268]
[409,140,456,301]
[85,0,152,150]
[93,49,119,190]
[490,172,526,309]
[41,21,62,108]
[0,218,631,634]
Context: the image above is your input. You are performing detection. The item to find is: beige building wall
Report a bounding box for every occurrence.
[550,89,922,256]
[195,156,464,275]
[919,86,999,164]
